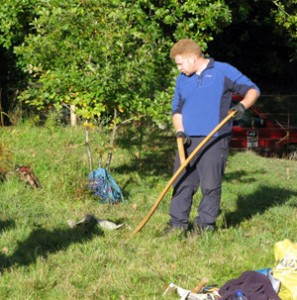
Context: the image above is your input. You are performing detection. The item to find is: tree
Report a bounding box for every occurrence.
[0,0,36,124]
[15,0,232,122]
[6,0,232,165]
[16,0,171,123]
[137,0,231,49]
[272,0,297,60]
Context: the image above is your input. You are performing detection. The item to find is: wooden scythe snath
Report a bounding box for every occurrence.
[131,111,236,236]
[176,137,186,164]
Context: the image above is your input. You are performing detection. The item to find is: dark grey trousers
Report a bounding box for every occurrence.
[169,136,230,229]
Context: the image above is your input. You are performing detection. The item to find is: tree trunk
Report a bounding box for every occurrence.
[85,126,93,172]
[106,108,118,169]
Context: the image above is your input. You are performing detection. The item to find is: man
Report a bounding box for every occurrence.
[164,39,260,236]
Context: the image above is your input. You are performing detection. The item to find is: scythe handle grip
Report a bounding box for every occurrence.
[177,137,186,164]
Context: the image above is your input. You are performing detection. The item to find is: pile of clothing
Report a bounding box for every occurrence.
[164,239,297,300]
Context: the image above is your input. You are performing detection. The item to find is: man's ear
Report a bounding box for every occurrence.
[188,55,195,64]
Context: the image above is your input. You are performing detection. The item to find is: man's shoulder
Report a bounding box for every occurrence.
[211,60,239,76]
[212,60,233,69]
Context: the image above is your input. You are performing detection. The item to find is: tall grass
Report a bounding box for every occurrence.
[0,124,297,299]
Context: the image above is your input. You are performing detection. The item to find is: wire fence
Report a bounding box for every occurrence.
[230,95,297,158]
[257,95,297,127]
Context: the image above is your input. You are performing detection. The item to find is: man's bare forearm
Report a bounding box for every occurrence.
[172,113,184,133]
[240,88,260,109]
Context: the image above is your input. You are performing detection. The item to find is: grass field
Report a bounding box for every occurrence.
[0,124,297,299]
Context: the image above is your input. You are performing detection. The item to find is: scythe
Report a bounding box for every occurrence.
[131,111,236,235]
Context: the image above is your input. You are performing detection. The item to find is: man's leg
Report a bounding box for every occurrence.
[168,139,201,230]
[194,137,229,228]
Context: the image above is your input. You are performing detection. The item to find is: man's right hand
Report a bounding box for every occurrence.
[176,131,191,146]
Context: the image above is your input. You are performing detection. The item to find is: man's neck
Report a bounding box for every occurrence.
[196,58,209,75]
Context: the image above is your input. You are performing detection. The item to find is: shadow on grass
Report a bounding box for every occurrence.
[224,184,297,227]
[224,169,266,184]
[116,125,176,178]
[0,219,16,232]
[0,222,103,272]
[114,144,175,177]
[115,133,176,199]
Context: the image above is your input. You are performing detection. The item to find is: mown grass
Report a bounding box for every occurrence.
[0,123,297,299]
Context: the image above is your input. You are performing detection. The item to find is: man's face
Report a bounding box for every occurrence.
[174,54,195,76]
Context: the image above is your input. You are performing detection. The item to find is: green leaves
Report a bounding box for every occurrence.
[0,0,233,126]
[139,0,231,48]
[273,0,297,41]
[14,1,168,124]
[0,0,36,49]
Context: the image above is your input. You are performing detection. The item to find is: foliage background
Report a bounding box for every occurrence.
[1,0,231,127]
[1,0,297,127]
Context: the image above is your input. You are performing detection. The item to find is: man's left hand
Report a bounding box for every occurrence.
[229,103,246,120]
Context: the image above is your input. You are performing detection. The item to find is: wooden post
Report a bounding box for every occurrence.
[70,104,77,126]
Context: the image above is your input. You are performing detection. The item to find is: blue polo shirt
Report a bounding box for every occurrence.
[172,58,260,137]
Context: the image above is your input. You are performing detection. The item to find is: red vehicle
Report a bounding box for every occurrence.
[230,95,297,158]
